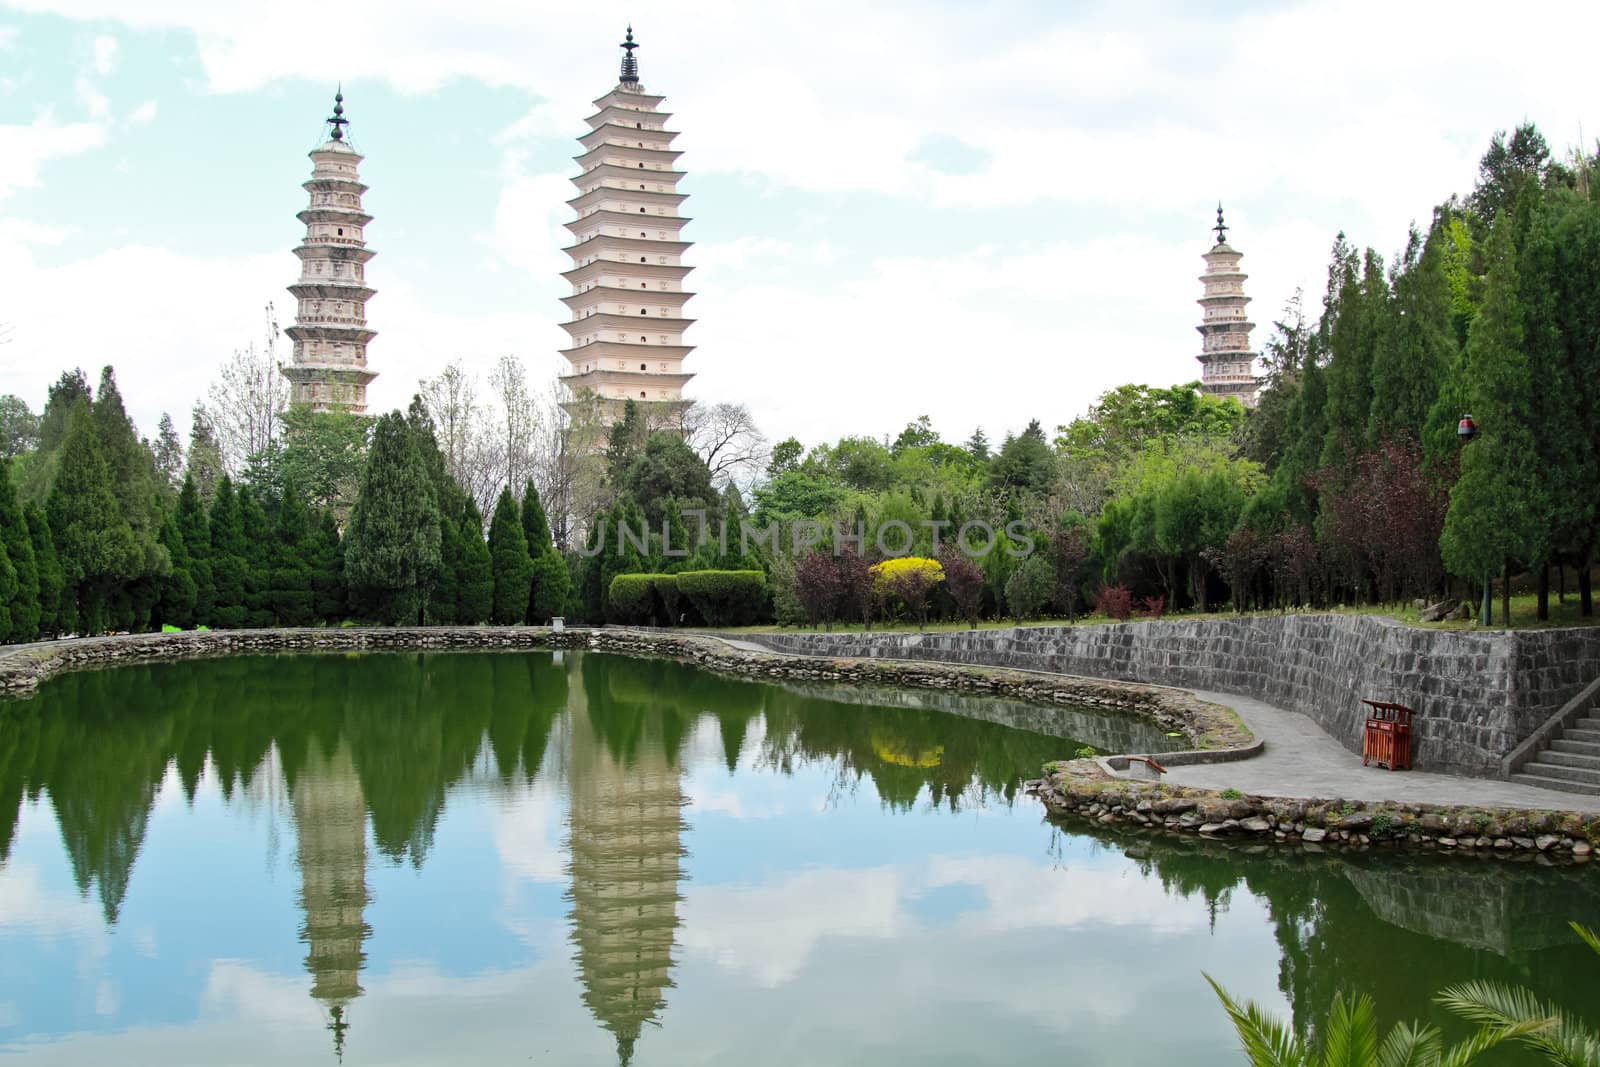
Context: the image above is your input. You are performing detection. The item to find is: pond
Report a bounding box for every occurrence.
[0,650,1596,1064]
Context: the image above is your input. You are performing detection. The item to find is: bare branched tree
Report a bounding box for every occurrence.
[681,401,768,486]
[487,353,539,494]
[208,303,289,473]
[420,358,483,486]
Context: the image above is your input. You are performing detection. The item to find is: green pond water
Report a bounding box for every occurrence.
[0,650,1596,1065]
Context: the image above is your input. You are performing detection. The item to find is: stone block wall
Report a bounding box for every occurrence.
[746,616,1600,775]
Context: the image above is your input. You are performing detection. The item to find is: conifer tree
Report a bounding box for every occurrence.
[175,474,215,626]
[207,476,248,628]
[265,481,316,626]
[521,480,569,623]
[238,487,275,627]
[308,511,345,623]
[457,500,494,624]
[429,512,463,624]
[0,540,16,640]
[91,368,164,572]
[1370,224,1456,444]
[25,503,63,636]
[1441,218,1545,623]
[154,512,197,629]
[343,411,441,625]
[186,407,225,503]
[153,413,185,493]
[47,405,139,634]
[0,459,40,641]
[489,487,533,625]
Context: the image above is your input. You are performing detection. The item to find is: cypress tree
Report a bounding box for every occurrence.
[208,477,248,628]
[1370,223,1456,444]
[343,411,441,625]
[0,540,15,640]
[266,481,316,626]
[457,500,494,624]
[239,488,275,627]
[429,513,463,624]
[1441,218,1545,623]
[308,511,345,623]
[489,487,533,625]
[0,459,40,641]
[176,475,215,626]
[599,498,646,619]
[90,368,163,577]
[186,407,225,504]
[25,503,63,636]
[520,481,568,623]
[154,512,197,629]
[47,405,139,634]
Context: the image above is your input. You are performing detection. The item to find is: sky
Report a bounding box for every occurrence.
[0,0,1596,452]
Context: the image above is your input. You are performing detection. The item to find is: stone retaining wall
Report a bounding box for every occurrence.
[0,627,1246,756]
[1030,760,1600,856]
[745,616,1600,776]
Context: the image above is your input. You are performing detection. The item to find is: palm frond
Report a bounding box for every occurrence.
[1572,921,1600,959]
[1437,1016,1557,1067]
[1437,981,1579,1066]
[1323,992,1380,1067]
[1205,973,1308,1067]
[1376,1020,1441,1067]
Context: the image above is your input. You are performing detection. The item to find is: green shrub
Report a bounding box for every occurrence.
[1073,745,1098,760]
[676,569,767,626]
[1372,812,1396,837]
[1220,787,1243,800]
[607,573,679,625]
[160,623,182,633]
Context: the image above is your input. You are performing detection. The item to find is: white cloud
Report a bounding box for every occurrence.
[91,33,118,75]
[129,99,157,123]
[0,114,105,199]
[0,25,18,49]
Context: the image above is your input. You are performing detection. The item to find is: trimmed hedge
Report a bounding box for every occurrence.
[607,573,677,625]
[676,569,767,627]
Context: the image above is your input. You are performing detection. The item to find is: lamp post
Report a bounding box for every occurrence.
[1456,415,1491,626]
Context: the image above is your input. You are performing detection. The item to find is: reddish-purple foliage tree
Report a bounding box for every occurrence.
[794,551,843,630]
[886,566,940,631]
[1268,523,1320,608]
[1094,584,1134,620]
[939,550,985,629]
[1206,526,1270,612]
[1139,595,1166,618]
[1315,438,1447,603]
[836,548,875,630]
[1049,522,1091,619]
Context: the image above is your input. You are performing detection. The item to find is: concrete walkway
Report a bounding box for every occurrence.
[711,634,1600,814]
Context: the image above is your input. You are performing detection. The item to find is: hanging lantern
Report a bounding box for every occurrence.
[1457,415,1478,441]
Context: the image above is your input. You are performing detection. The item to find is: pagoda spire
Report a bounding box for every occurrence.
[326,86,349,142]
[557,30,696,425]
[619,26,639,85]
[282,88,379,413]
[1194,207,1260,407]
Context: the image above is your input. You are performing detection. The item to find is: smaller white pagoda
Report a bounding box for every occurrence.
[1195,205,1260,407]
[282,90,379,413]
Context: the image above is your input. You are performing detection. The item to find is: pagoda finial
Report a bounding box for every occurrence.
[1214,202,1228,245]
[619,25,640,84]
[326,85,349,142]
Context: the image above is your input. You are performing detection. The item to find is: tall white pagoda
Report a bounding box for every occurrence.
[1195,205,1260,407]
[283,90,379,413]
[558,28,695,420]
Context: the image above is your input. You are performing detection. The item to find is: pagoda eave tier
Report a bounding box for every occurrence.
[562,314,696,334]
[297,207,375,227]
[565,215,692,239]
[562,371,696,390]
[574,144,684,169]
[562,260,694,285]
[561,287,695,310]
[586,104,673,128]
[286,324,378,344]
[591,87,666,109]
[573,163,686,187]
[567,187,689,211]
[562,341,694,360]
[294,244,377,265]
[281,365,378,386]
[578,127,681,152]
[563,235,692,258]
[288,283,377,301]
[303,177,369,195]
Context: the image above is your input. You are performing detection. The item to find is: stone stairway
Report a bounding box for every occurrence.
[1513,710,1600,796]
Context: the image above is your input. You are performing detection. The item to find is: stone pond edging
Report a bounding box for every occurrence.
[741,616,1600,776]
[1027,760,1600,859]
[0,626,1249,758]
